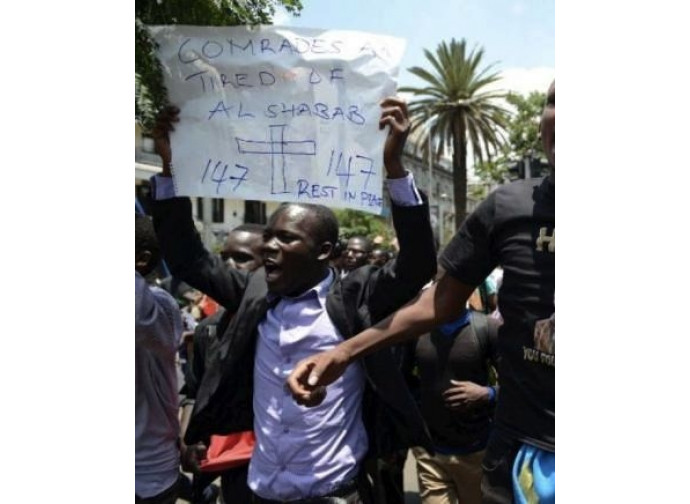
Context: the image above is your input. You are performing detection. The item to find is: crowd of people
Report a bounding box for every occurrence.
[135,81,555,504]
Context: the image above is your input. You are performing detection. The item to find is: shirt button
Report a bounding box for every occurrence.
[281,465,287,471]
[283,426,289,433]
[285,357,291,363]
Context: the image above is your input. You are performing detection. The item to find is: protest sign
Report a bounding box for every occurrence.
[150,25,406,214]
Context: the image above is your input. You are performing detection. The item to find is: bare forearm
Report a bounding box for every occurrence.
[342,282,450,361]
[346,274,475,362]
[347,295,434,360]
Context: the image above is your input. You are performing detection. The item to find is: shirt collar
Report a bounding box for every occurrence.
[266,269,334,309]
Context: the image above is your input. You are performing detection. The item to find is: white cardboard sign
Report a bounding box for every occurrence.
[150,25,406,214]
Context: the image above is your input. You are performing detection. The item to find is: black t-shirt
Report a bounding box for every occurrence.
[414,312,500,452]
[439,177,555,451]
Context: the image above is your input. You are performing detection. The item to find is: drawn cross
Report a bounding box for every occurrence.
[236,124,316,194]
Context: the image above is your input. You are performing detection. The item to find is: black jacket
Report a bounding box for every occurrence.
[152,195,437,458]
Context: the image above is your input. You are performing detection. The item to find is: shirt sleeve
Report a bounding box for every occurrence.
[439,192,497,287]
[385,172,423,206]
[135,271,183,355]
[151,175,176,200]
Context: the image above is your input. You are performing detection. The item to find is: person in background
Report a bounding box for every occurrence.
[369,248,391,268]
[341,236,373,278]
[135,214,184,503]
[404,305,500,504]
[329,237,349,274]
[181,223,265,504]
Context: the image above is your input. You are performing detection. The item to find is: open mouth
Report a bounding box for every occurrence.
[264,261,282,280]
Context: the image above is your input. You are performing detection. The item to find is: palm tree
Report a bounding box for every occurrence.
[400,39,509,228]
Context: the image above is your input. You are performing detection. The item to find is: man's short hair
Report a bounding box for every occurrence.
[231,223,265,235]
[273,203,339,246]
[349,236,373,253]
[135,213,161,275]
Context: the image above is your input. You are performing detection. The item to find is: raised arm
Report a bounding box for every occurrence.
[367,97,436,318]
[149,106,250,312]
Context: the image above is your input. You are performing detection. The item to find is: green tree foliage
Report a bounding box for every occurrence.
[474,90,547,185]
[504,91,546,159]
[333,209,394,244]
[400,39,509,228]
[135,0,302,131]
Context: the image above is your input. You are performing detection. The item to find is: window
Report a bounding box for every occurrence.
[212,199,224,223]
[245,200,267,224]
[196,198,203,220]
[196,198,225,223]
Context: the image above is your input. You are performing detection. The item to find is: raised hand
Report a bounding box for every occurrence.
[151,105,180,177]
[379,97,410,179]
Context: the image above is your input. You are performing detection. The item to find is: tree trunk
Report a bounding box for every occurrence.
[452,116,468,230]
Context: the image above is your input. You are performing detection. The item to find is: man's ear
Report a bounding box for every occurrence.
[136,250,152,273]
[317,241,334,262]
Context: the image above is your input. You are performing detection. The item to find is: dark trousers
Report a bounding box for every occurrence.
[365,451,407,504]
[135,476,181,504]
[220,465,252,504]
[480,430,522,504]
[191,464,251,504]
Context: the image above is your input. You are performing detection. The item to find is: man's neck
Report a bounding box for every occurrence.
[285,267,331,298]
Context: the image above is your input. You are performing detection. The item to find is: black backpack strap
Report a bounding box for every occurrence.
[470,310,489,358]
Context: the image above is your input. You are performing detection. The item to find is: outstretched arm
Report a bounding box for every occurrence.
[288,272,474,405]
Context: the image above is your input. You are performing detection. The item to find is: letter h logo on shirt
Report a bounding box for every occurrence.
[535,227,555,253]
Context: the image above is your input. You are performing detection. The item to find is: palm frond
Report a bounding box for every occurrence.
[401,38,510,227]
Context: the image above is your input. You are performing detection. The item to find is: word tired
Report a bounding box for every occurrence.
[185,67,345,94]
